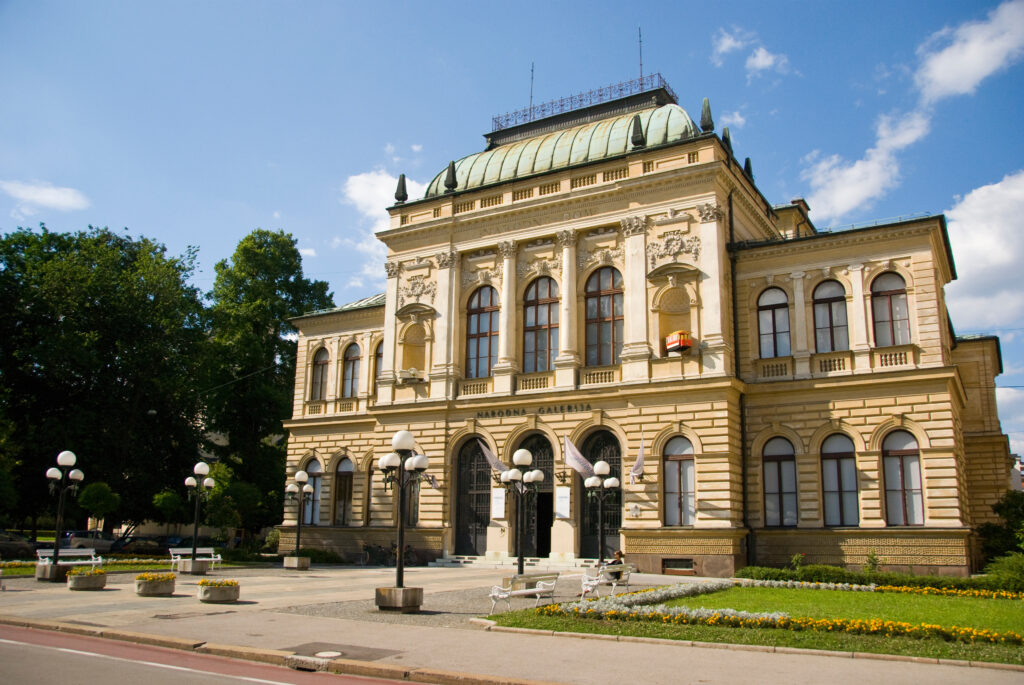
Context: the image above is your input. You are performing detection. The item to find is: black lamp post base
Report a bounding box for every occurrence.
[375,586,422,613]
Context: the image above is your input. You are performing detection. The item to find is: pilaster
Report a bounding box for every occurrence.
[554,230,580,388]
[492,240,518,394]
[377,261,400,404]
[790,271,811,379]
[620,216,652,382]
[430,250,458,398]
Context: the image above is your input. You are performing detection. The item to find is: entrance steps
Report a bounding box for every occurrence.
[429,555,603,570]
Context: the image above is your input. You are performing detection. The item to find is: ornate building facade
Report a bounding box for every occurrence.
[281,78,1011,576]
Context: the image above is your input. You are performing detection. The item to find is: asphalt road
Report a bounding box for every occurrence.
[0,625,401,685]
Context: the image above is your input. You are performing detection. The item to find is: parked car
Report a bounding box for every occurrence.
[63,530,116,552]
[0,530,34,559]
[111,535,161,554]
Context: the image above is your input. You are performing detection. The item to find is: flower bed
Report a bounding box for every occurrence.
[873,585,1024,601]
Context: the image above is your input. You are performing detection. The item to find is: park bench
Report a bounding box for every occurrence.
[489,572,560,613]
[580,563,635,598]
[36,548,103,569]
[168,547,222,571]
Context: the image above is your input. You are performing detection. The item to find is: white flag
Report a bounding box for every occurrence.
[477,439,508,473]
[426,473,441,490]
[630,435,645,485]
[563,436,595,478]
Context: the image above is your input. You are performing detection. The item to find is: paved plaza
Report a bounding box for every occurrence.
[1,565,1021,684]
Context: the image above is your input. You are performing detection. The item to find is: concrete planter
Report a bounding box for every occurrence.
[283,556,310,570]
[67,573,106,591]
[135,578,175,596]
[176,559,210,575]
[198,584,240,603]
[375,586,423,613]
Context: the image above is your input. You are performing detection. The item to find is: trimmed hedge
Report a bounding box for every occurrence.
[736,562,1024,592]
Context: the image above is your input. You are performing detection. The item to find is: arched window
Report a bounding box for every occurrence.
[821,434,858,526]
[466,286,499,379]
[333,458,354,526]
[303,461,322,525]
[664,436,695,526]
[758,288,791,359]
[523,277,559,373]
[883,430,923,525]
[342,344,360,398]
[310,348,329,401]
[813,280,849,353]
[871,273,910,347]
[372,341,383,395]
[763,437,797,527]
[585,267,624,366]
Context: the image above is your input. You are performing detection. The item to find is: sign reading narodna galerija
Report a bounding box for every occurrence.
[475,403,592,419]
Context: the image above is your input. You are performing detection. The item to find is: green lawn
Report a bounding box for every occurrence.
[491,585,1024,665]
[665,587,1024,634]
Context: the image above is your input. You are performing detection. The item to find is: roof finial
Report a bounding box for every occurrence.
[630,114,646,149]
[394,173,408,204]
[744,157,754,178]
[444,161,457,193]
[721,127,733,153]
[700,98,714,133]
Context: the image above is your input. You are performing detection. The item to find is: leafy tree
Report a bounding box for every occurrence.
[978,490,1024,561]
[205,230,332,535]
[77,482,121,530]
[0,226,210,528]
[152,489,187,525]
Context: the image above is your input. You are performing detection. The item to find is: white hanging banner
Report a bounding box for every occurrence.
[555,486,571,519]
[490,486,506,520]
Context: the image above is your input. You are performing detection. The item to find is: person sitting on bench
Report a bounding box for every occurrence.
[606,550,624,580]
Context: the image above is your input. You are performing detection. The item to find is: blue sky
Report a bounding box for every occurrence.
[2,1,1024,454]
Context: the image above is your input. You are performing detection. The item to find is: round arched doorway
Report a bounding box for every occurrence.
[578,430,621,560]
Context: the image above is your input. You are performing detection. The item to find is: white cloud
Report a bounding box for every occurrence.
[945,170,1024,330]
[745,47,790,82]
[711,28,753,66]
[384,143,396,155]
[411,144,423,153]
[916,0,1024,104]
[330,236,343,249]
[273,210,281,219]
[339,169,426,288]
[0,179,90,219]
[299,247,317,258]
[803,110,930,222]
[995,386,1024,455]
[721,110,747,128]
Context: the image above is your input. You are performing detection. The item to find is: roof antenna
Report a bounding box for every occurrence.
[638,26,643,82]
[529,62,535,122]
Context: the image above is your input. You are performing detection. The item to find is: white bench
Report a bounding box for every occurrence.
[169,547,222,570]
[36,548,103,569]
[580,563,635,598]
[489,572,559,613]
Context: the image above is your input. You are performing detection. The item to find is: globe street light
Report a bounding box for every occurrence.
[584,459,620,565]
[46,450,84,575]
[499,448,545,575]
[375,430,431,612]
[285,470,314,558]
[185,461,215,567]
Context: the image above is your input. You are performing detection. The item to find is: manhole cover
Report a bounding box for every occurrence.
[314,651,343,658]
[284,642,400,661]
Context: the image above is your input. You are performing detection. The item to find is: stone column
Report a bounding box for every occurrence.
[430,251,458,398]
[619,216,652,382]
[359,331,373,402]
[846,264,872,373]
[492,240,518,394]
[377,260,400,404]
[553,230,580,388]
[789,271,811,378]
[697,203,730,375]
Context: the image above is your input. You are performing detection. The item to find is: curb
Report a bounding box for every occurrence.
[0,615,563,685]
[482,622,1024,672]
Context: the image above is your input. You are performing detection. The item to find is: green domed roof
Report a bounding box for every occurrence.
[424,103,700,198]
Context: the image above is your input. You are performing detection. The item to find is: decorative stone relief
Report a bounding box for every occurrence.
[398,275,437,308]
[697,203,723,223]
[435,251,457,269]
[646,231,701,269]
[497,241,517,260]
[654,208,693,226]
[384,261,401,279]
[517,255,562,280]
[577,245,624,271]
[620,215,648,237]
[556,230,577,248]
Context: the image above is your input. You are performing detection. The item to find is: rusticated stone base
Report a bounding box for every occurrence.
[375,586,423,613]
[283,556,311,570]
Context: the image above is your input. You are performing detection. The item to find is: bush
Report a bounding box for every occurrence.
[262,529,280,553]
[294,547,345,564]
[983,552,1024,592]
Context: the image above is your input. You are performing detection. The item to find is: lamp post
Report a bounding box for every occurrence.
[185,461,215,569]
[584,460,620,565]
[45,450,84,576]
[375,430,430,612]
[499,448,545,575]
[285,470,313,559]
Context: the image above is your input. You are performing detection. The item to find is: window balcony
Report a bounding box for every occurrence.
[872,344,916,370]
[304,400,327,416]
[334,399,357,413]
[516,371,553,393]
[813,350,853,377]
[458,377,492,397]
[755,357,792,381]
[580,365,620,386]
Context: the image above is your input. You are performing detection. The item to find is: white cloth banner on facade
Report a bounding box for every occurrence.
[563,435,595,478]
[630,435,645,485]
[477,438,508,473]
